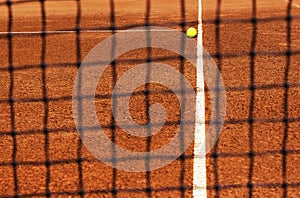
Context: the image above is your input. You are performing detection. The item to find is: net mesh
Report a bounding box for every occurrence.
[0,0,300,197]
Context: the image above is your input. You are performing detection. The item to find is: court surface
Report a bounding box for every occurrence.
[0,0,299,197]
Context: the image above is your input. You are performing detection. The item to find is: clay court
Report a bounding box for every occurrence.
[0,0,300,197]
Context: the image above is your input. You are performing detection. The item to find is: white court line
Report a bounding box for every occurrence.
[0,29,178,35]
[193,0,206,197]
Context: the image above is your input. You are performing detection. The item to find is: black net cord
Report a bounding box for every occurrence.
[281,1,292,197]
[179,0,187,196]
[109,0,118,197]
[7,0,19,196]
[75,0,85,197]
[145,0,152,197]
[247,0,257,196]
[39,1,51,197]
[212,0,222,196]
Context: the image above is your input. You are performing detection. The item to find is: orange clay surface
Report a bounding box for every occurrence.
[0,0,300,197]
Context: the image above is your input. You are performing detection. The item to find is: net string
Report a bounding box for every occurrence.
[7,0,19,196]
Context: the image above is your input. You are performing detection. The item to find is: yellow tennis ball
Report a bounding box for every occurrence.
[186,27,197,38]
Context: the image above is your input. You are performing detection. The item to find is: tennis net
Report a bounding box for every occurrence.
[0,0,300,197]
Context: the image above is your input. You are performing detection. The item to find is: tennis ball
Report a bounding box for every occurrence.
[186,27,197,38]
